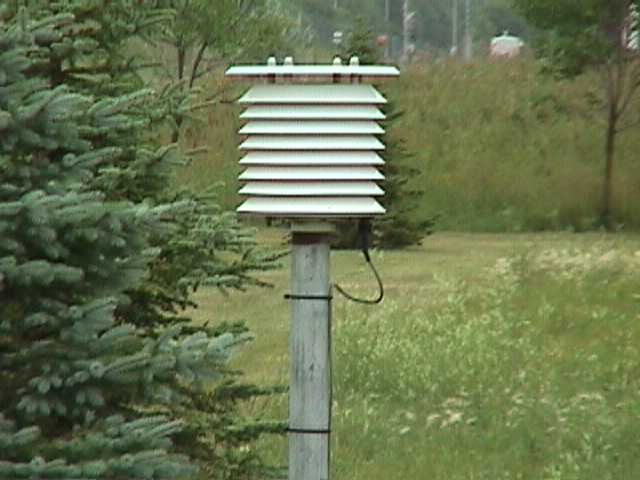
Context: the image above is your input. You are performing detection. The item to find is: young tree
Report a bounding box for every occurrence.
[152,0,298,86]
[334,18,434,249]
[513,0,640,230]
[151,0,303,142]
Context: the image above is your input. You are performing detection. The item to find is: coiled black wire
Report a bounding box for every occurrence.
[333,220,384,305]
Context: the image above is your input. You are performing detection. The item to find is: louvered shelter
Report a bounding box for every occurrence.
[225,57,399,219]
[226,57,400,480]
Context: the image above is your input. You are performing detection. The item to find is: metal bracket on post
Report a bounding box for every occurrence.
[285,293,333,301]
[291,222,336,235]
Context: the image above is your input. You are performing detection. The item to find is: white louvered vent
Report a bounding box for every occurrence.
[226,57,399,218]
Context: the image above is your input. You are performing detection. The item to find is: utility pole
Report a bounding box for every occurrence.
[463,0,473,60]
[385,0,391,58]
[451,0,459,56]
[402,0,416,63]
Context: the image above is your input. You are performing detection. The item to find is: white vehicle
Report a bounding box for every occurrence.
[490,31,525,58]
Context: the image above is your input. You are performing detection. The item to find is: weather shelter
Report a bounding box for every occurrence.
[226,57,398,219]
[225,57,399,480]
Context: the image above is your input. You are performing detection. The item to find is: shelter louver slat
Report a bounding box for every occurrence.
[239,121,384,136]
[237,197,386,217]
[240,135,385,151]
[239,182,384,197]
[239,85,387,105]
[240,105,385,120]
[239,151,385,166]
[239,166,384,181]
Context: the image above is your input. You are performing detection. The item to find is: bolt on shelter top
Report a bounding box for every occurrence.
[225,57,399,219]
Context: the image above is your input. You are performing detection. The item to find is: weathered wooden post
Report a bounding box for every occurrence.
[226,58,398,480]
[463,0,473,61]
[288,223,332,480]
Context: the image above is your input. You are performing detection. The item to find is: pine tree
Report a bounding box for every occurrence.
[339,16,381,64]
[20,1,285,477]
[8,0,282,326]
[1,4,283,479]
[0,10,244,479]
[335,18,434,249]
[374,109,436,248]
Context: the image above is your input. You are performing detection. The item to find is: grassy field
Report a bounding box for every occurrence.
[179,53,640,478]
[189,230,640,479]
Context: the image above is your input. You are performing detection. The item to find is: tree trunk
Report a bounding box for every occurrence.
[600,2,627,232]
[189,41,208,88]
[177,46,185,81]
[601,84,618,231]
[172,47,187,143]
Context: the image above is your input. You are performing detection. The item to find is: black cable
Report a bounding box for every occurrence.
[333,220,385,305]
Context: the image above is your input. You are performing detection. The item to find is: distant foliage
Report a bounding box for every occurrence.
[389,58,640,232]
[374,106,436,248]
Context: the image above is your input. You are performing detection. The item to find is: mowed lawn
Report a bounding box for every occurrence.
[190,231,640,480]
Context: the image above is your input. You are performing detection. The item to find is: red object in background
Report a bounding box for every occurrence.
[377,35,389,47]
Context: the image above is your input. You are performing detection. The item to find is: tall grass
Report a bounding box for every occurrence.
[392,59,640,231]
[180,59,640,231]
[330,241,640,479]
[190,233,640,479]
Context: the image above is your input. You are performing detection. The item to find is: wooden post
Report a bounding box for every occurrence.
[452,0,459,56]
[289,223,333,480]
[402,0,409,62]
[385,0,391,59]
[463,0,473,61]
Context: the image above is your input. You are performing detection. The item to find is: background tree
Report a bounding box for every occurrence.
[150,0,304,142]
[513,0,640,229]
[338,15,381,62]
[475,0,533,43]
[154,0,301,86]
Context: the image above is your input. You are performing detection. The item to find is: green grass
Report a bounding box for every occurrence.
[178,57,640,476]
[189,231,640,479]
